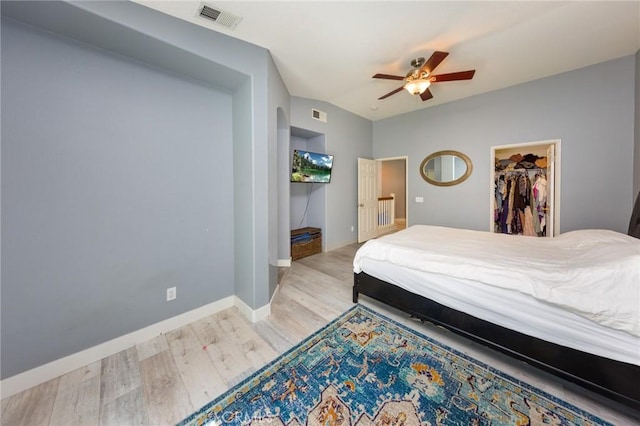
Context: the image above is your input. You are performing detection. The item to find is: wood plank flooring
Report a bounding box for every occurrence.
[2,242,639,425]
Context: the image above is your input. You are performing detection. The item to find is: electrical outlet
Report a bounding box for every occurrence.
[351,225,354,232]
[166,286,176,301]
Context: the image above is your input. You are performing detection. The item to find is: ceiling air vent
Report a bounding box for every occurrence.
[198,4,242,30]
[312,109,327,123]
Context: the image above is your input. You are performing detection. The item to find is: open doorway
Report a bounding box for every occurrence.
[380,157,407,233]
[357,156,408,243]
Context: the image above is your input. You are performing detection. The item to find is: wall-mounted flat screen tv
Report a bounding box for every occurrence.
[290,149,334,183]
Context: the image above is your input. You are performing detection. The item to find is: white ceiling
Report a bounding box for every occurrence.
[134,1,640,121]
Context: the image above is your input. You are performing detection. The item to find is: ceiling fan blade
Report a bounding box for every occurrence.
[431,70,476,82]
[372,73,405,80]
[420,51,449,74]
[378,86,405,100]
[420,88,433,101]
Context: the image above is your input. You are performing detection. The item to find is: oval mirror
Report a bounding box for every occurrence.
[420,150,472,186]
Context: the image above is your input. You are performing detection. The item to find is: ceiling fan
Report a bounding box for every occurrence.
[372,51,475,101]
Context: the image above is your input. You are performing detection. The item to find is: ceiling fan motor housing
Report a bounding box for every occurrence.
[410,57,426,68]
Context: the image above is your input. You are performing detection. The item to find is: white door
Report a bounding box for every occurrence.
[358,158,378,243]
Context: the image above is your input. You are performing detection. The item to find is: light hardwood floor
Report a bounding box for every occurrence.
[2,243,639,425]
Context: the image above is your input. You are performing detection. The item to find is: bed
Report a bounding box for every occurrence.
[353,223,640,410]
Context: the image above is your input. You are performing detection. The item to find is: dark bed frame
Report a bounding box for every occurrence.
[353,271,640,411]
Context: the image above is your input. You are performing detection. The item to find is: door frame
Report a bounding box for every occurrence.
[377,156,409,229]
[490,140,561,236]
[356,156,409,243]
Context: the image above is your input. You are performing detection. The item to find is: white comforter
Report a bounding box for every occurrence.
[354,225,640,336]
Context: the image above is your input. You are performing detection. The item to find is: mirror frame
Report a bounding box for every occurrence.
[419,150,473,186]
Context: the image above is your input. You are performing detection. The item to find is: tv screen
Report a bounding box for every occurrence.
[290,149,334,183]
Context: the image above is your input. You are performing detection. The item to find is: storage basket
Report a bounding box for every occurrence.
[290,227,322,260]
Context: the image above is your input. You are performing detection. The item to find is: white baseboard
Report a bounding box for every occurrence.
[234,296,271,323]
[277,258,291,267]
[0,295,270,399]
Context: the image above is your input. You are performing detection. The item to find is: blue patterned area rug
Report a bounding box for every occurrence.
[177,305,610,426]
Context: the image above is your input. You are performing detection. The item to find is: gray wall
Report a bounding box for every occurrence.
[1,0,286,379]
[289,136,316,230]
[232,78,255,307]
[57,0,276,312]
[268,55,291,297]
[1,18,234,378]
[290,98,373,250]
[276,108,291,264]
[290,135,310,228]
[289,132,328,234]
[374,56,636,234]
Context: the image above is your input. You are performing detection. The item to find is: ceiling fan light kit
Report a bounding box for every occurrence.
[404,74,431,95]
[373,51,475,101]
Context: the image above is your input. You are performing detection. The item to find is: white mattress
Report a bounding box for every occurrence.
[354,226,640,366]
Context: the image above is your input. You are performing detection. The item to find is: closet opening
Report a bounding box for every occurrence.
[490,140,561,237]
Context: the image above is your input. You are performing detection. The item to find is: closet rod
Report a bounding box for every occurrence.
[495,168,546,175]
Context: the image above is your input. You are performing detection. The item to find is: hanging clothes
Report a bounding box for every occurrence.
[523,206,537,236]
[494,169,546,237]
[533,174,547,231]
